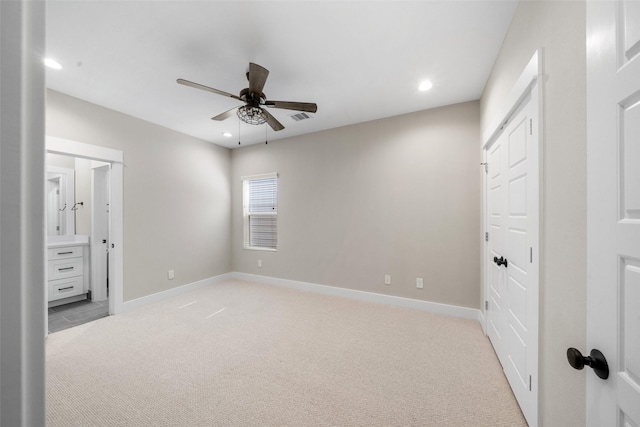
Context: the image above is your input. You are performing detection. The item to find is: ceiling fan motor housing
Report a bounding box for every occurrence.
[239,88,266,107]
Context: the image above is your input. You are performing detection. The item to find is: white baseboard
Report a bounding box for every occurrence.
[122,272,233,312]
[478,309,487,334]
[231,272,481,321]
[121,271,482,322]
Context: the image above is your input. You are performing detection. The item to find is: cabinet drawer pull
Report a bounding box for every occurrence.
[58,267,74,271]
[59,286,74,291]
[57,251,73,255]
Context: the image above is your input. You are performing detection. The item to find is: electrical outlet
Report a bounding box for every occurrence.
[167,269,175,280]
[258,260,262,268]
[384,275,391,285]
[416,278,424,289]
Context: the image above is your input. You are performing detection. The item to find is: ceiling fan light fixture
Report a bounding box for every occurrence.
[237,105,267,125]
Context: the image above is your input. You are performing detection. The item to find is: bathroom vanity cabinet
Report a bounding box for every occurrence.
[47,240,90,307]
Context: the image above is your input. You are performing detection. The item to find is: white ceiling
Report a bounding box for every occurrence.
[45,1,518,149]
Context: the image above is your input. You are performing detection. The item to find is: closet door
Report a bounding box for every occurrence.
[485,89,539,427]
[501,94,538,424]
[486,132,508,367]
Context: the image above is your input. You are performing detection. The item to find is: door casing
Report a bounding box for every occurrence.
[90,163,110,302]
[46,136,124,316]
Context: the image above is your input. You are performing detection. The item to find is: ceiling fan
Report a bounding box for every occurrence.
[177,62,317,132]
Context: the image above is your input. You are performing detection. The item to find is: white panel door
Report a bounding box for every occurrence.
[485,90,539,427]
[487,134,508,366]
[586,2,640,426]
[502,94,538,427]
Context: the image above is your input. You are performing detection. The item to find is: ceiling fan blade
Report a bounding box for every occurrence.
[248,63,269,96]
[261,108,284,131]
[264,100,317,113]
[177,78,243,101]
[211,106,239,121]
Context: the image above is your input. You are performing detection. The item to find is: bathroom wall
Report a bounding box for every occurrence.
[45,153,92,236]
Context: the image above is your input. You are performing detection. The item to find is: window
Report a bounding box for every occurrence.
[242,173,277,250]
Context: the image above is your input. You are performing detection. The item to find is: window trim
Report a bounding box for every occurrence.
[241,173,278,251]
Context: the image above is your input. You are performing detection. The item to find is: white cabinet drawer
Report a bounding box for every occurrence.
[48,258,83,280]
[49,276,84,301]
[48,246,83,260]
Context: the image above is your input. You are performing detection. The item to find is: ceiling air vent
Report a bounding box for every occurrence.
[290,112,312,122]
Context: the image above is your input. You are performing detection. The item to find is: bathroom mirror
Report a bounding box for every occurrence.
[46,166,75,236]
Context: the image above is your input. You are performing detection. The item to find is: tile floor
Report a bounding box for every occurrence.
[48,299,109,334]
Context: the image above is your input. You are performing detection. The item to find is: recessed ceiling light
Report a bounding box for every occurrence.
[44,58,62,70]
[418,80,433,91]
[222,132,233,138]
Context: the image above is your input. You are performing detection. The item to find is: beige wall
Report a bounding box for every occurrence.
[480,1,587,425]
[232,101,481,309]
[46,90,481,309]
[46,90,232,301]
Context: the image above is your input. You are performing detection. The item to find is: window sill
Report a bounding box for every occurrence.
[243,246,277,252]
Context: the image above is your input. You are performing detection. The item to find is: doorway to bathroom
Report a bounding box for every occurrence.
[45,136,124,334]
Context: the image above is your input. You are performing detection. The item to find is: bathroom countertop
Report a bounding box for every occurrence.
[47,235,90,248]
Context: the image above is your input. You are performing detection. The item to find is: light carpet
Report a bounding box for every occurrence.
[46,279,527,426]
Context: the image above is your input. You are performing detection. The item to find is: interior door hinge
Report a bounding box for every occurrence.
[529,375,532,391]
[530,119,533,135]
[485,232,489,242]
[530,247,533,263]
[485,301,489,311]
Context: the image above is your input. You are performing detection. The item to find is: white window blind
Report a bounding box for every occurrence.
[242,174,277,250]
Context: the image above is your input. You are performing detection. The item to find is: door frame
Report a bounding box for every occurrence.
[481,50,542,426]
[90,163,110,302]
[46,136,124,315]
